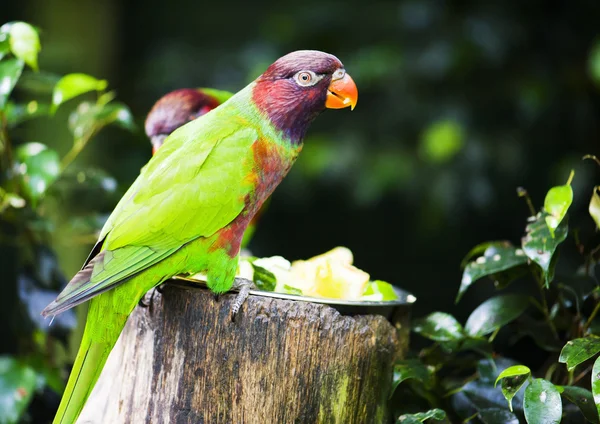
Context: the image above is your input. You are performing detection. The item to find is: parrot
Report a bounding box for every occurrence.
[144,86,266,248]
[144,87,233,154]
[41,50,358,424]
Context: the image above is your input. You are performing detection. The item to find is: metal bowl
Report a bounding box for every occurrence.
[172,275,416,319]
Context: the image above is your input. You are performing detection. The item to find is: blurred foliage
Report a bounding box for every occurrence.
[391,164,600,423]
[0,22,133,422]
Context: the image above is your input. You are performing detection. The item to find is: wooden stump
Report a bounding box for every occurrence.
[78,282,409,424]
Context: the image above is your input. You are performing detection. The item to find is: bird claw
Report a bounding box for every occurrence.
[230,278,255,321]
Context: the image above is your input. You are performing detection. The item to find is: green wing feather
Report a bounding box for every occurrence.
[43,103,258,316]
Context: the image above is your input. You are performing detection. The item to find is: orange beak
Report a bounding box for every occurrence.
[325,73,358,110]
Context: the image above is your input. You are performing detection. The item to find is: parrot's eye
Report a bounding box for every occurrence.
[332,69,346,80]
[294,70,322,87]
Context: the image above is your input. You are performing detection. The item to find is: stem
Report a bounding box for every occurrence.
[531,269,559,339]
[567,369,574,386]
[583,299,600,333]
[517,187,536,216]
[583,154,600,167]
[572,364,594,385]
[60,137,87,172]
[463,413,478,423]
[565,169,575,186]
[545,362,558,381]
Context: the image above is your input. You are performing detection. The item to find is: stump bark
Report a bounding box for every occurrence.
[78,282,408,424]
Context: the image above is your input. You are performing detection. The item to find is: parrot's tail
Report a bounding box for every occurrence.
[53,294,131,424]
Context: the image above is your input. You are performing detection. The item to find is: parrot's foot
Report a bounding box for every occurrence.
[230,278,256,321]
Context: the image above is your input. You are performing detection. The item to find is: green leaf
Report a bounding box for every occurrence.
[465,294,529,337]
[282,284,303,295]
[457,242,528,302]
[478,408,519,424]
[523,379,561,424]
[361,280,398,301]
[592,356,600,419]
[14,142,60,206]
[51,73,108,111]
[68,100,135,138]
[0,356,38,424]
[392,359,434,396]
[413,312,464,342]
[495,365,531,386]
[94,101,135,131]
[397,409,446,423]
[494,365,531,411]
[461,241,507,269]
[559,337,600,372]
[5,100,50,127]
[544,171,574,236]
[521,212,568,287]
[589,186,600,230]
[559,386,599,423]
[0,22,41,71]
[0,58,24,109]
[252,264,276,291]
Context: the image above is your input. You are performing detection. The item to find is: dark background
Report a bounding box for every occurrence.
[3,0,600,322]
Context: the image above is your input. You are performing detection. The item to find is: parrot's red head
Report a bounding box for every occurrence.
[145,88,221,154]
[252,50,358,144]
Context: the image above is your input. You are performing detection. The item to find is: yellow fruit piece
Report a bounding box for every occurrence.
[288,247,370,300]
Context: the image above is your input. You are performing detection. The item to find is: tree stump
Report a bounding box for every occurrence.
[77,281,410,424]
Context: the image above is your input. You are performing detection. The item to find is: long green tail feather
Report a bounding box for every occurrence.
[54,294,133,424]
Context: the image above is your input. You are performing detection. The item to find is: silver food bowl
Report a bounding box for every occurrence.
[171,275,416,321]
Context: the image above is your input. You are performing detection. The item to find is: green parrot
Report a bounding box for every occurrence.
[42,50,358,424]
[144,86,266,248]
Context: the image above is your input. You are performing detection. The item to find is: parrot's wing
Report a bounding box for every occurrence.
[43,115,258,316]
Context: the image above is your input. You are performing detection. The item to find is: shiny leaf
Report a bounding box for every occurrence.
[457,242,528,302]
[521,212,568,287]
[559,386,599,423]
[52,73,107,111]
[590,186,600,230]
[523,379,561,424]
[93,101,135,131]
[465,294,529,337]
[0,58,24,109]
[495,365,531,411]
[397,409,446,423]
[392,359,434,396]
[478,408,519,424]
[559,337,600,371]
[0,356,37,424]
[14,142,60,206]
[1,22,41,71]
[413,312,465,342]
[252,264,276,291]
[544,171,574,236]
[592,356,600,419]
[68,101,134,138]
